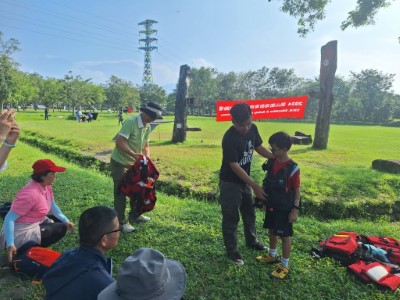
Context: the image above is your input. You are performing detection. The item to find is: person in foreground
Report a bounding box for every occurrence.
[0,159,74,262]
[219,102,273,265]
[43,206,120,300]
[256,131,301,280]
[0,108,20,171]
[110,102,162,233]
[98,247,186,300]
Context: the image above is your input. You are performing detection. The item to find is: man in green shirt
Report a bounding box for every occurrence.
[110,102,162,233]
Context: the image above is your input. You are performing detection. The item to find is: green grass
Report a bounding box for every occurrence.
[1,143,400,299]
[14,109,400,219]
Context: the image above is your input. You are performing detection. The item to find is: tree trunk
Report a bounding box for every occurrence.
[313,40,337,149]
[172,65,190,143]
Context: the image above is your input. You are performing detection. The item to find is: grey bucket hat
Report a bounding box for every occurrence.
[98,248,186,300]
[140,102,163,119]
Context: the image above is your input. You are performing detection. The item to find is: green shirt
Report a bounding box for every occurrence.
[111,114,151,166]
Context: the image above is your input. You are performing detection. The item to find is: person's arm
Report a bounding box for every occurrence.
[288,188,301,223]
[0,114,19,168]
[255,144,274,159]
[50,201,69,223]
[229,162,266,200]
[50,201,74,233]
[143,141,150,158]
[4,210,20,262]
[0,144,13,169]
[115,136,141,160]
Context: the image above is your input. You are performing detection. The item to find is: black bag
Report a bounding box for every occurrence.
[0,202,11,219]
[10,241,61,279]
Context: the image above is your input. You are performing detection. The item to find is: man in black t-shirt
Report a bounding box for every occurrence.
[219,103,273,265]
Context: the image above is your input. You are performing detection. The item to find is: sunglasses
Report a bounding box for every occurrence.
[104,225,122,235]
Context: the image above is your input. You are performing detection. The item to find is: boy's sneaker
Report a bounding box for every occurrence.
[248,242,268,251]
[256,253,281,264]
[121,223,135,233]
[228,252,244,265]
[132,215,151,223]
[270,264,289,280]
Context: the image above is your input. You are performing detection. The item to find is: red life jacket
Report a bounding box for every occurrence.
[348,260,400,292]
[313,232,400,292]
[119,155,159,217]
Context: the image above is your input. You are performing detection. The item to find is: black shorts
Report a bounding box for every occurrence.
[263,207,293,237]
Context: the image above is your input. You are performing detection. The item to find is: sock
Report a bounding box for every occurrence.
[269,249,277,257]
[281,257,289,268]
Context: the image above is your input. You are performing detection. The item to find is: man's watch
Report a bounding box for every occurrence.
[292,205,300,210]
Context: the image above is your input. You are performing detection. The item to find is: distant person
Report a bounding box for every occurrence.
[0,109,20,171]
[256,131,301,280]
[45,107,49,120]
[43,206,119,300]
[110,102,162,233]
[0,159,74,262]
[98,247,186,300]
[219,102,273,265]
[118,110,123,126]
[87,112,93,123]
[76,109,82,122]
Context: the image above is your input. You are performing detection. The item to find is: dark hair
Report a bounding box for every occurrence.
[230,103,252,123]
[79,206,117,247]
[31,170,52,183]
[268,131,292,150]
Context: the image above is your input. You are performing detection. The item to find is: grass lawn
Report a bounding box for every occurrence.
[15,109,400,219]
[0,143,399,299]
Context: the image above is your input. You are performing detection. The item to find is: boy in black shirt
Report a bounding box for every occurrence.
[219,103,273,265]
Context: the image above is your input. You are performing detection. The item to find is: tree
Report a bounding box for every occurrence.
[10,71,39,110]
[0,32,19,109]
[105,75,140,111]
[349,69,396,122]
[270,0,397,41]
[61,71,91,115]
[38,78,63,110]
[139,84,167,108]
[188,67,219,115]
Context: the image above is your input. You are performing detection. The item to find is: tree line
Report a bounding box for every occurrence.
[1,32,399,122]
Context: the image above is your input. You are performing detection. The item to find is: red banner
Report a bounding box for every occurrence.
[216,96,308,122]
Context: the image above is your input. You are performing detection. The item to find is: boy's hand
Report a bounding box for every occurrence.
[288,209,299,223]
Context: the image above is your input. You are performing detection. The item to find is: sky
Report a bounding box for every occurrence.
[1,0,399,94]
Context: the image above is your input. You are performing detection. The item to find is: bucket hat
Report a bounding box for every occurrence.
[32,159,66,174]
[140,102,163,119]
[98,248,186,300]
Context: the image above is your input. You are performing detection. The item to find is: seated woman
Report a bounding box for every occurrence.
[0,159,74,262]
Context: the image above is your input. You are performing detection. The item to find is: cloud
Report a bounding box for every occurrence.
[191,57,214,69]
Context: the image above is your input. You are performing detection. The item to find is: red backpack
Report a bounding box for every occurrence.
[119,155,159,219]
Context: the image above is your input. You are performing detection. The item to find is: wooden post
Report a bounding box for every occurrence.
[172,64,190,143]
[313,40,337,149]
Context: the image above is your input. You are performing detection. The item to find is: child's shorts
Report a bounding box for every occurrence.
[263,207,293,237]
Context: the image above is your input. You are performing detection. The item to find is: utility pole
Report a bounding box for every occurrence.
[138,19,158,87]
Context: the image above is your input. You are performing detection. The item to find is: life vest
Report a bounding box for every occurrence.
[312,232,400,292]
[119,155,159,217]
[348,260,400,292]
[262,159,298,211]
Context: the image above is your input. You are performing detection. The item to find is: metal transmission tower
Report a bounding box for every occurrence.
[138,19,158,87]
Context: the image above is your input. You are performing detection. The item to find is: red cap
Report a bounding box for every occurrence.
[32,159,66,174]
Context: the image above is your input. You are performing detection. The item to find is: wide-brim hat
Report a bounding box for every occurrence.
[98,248,186,300]
[140,102,163,119]
[32,159,66,174]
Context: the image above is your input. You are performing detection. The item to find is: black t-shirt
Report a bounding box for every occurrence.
[219,124,263,183]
